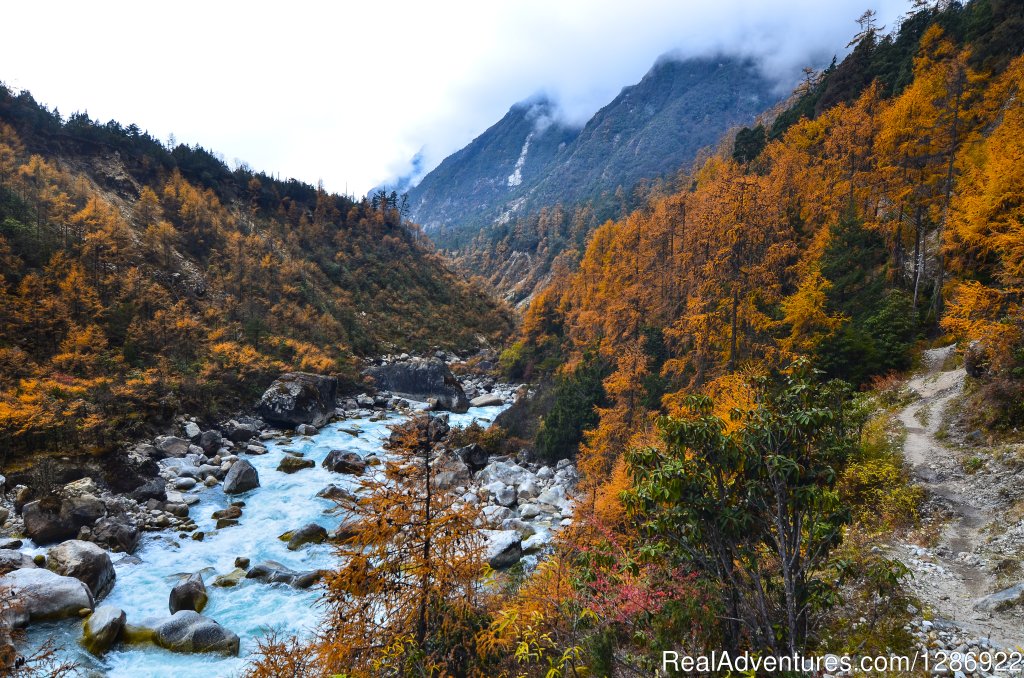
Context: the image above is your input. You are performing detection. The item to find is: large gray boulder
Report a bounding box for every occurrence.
[130,477,167,503]
[222,460,260,494]
[198,430,223,454]
[455,443,489,472]
[59,495,106,528]
[257,372,338,428]
[47,539,116,600]
[535,485,571,512]
[364,359,469,413]
[432,453,471,490]
[1,567,94,621]
[169,573,208,613]
[155,436,191,458]
[470,394,504,407]
[974,583,1024,612]
[0,550,36,576]
[476,460,533,489]
[21,500,78,545]
[82,605,126,656]
[151,610,240,656]
[482,529,523,570]
[223,419,258,443]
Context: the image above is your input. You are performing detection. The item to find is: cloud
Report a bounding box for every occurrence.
[0,0,907,196]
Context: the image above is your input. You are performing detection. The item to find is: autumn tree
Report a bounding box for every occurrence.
[942,56,1024,377]
[251,415,490,677]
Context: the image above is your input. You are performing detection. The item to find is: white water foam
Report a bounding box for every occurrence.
[21,404,506,677]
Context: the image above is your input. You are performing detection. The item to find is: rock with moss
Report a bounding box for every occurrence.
[81,605,126,656]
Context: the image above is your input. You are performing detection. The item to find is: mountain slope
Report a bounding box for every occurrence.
[406,55,781,249]
[404,96,578,238]
[0,84,512,459]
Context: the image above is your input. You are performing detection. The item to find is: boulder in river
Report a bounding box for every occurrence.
[90,516,141,554]
[285,523,328,551]
[277,455,315,474]
[1,567,94,621]
[47,539,116,600]
[211,505,242,520]
[322,450,366,475]
[257,372,338,428]
[246,561,323,589]
[21,499,78,545]
[0,550,36,576]
[212,568,247,588]
[148,610,240,656]
[169,573,208,614]
[316,484,355,502]
[81,605,126,656]
[482,529,523,570]
[222,460,260,494]
[363,359,469,413]
[470,394,504,407]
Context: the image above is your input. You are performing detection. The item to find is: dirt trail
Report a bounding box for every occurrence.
[895,345,1024,649]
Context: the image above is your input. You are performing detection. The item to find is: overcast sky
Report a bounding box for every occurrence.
[2,0,908,196]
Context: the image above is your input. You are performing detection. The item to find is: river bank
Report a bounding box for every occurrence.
[0,357,575,676]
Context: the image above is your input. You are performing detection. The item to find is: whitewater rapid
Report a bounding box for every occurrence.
[23,403,506,677]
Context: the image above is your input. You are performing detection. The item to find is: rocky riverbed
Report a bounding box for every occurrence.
[0,355,574,676]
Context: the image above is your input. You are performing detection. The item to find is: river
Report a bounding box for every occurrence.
[22,402,507,677]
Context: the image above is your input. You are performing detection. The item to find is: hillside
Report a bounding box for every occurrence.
[464,0,1024,669]
[0,85,512,460]
[400,96,579,241]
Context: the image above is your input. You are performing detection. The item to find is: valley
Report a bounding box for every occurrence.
[3,0,1024,675]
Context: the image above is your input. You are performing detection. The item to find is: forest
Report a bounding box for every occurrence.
[2,0,1024,675]
[474,0,1024,672]
[0,89,510,462]
[244,1,1024,675]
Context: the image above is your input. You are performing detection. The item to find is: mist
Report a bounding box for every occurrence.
[0,0,909,196]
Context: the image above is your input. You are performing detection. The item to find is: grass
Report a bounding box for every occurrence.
[840,404,922,537]
[917,403,932,427]
[963,455,986,473]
